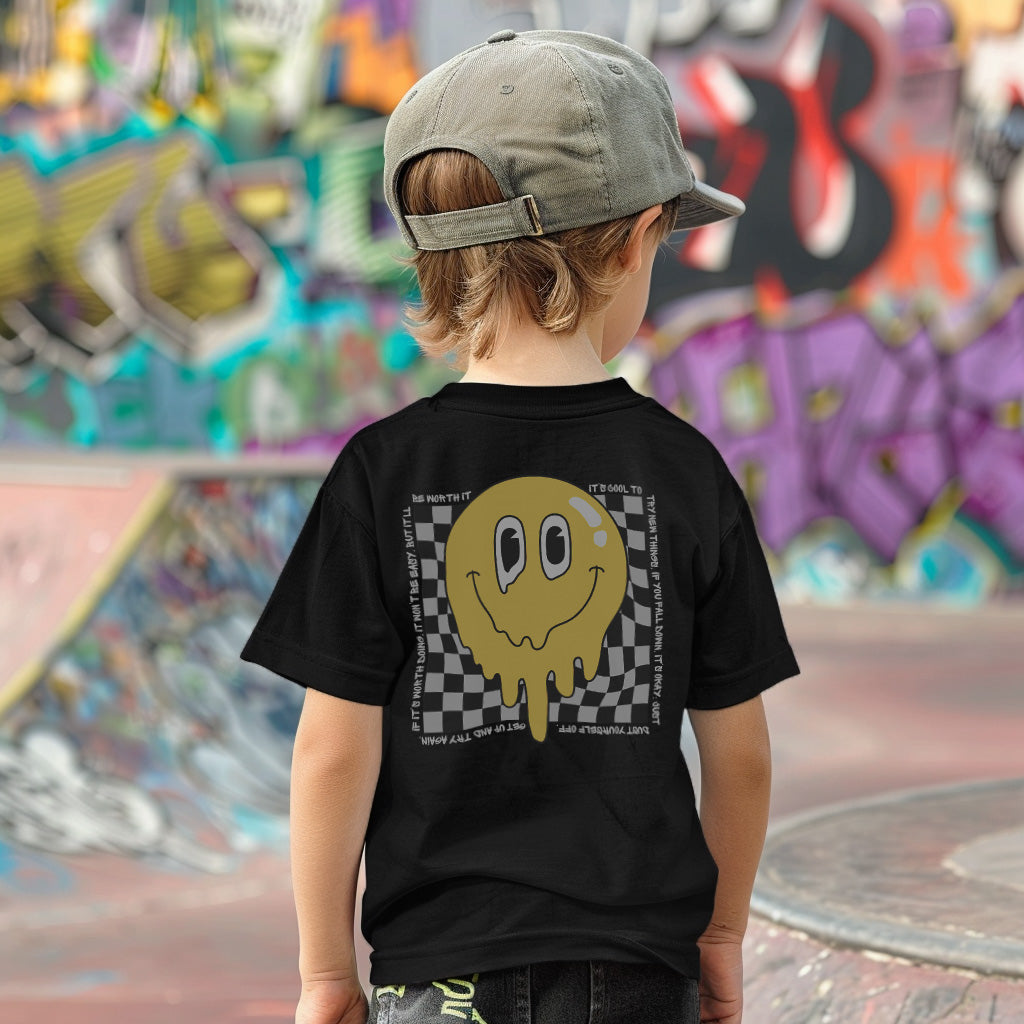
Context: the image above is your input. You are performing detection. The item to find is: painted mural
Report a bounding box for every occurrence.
[2,0,1024,604]
[0,477,311,890]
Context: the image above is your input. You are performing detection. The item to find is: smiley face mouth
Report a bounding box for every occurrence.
[465,565,603,651]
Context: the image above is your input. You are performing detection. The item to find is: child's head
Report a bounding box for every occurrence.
[397,149,680,369]
[382,29,745,372]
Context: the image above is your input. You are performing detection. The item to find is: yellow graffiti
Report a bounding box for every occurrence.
[0,3,91,110]
[432,974,489,1022]
[721,361,774,434]
[942,0,1024,51]
[0,134,264,370]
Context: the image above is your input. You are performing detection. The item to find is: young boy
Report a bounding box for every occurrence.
[240,28,800,1024]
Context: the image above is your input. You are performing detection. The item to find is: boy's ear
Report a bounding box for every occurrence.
[619,204,664,274]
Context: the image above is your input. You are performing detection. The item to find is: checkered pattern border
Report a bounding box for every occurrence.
[410,491,653,735]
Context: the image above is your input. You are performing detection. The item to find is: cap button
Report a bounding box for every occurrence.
[487,29,517,43]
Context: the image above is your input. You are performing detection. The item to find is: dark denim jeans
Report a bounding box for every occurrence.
[367,958,701,1024]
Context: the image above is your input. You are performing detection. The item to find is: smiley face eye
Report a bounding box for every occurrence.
[494,515,526,593]
[540,513,571,580]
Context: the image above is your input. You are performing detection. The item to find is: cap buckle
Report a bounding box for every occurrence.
[523,195,544,236]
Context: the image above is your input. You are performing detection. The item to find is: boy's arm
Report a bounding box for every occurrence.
[290,688,383,983]
[688,692,773,941]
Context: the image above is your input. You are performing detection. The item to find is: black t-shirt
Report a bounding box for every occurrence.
[239,375,801,986]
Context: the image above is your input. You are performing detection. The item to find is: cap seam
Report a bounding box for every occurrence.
[552,47,612,217]
[430,51,474,134]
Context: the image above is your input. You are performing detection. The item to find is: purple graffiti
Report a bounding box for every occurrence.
[649,295,1024,563]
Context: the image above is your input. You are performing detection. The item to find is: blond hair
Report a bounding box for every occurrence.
[397,149,681,371]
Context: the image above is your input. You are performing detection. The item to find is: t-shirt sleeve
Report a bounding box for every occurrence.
[686,478,801,710]
[238,478,406,706]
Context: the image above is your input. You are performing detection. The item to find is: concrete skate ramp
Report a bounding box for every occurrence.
[0,459,334,1022]
[753,776,1024,980]
[0,466,172,715]
[0,469,319,867]
[742,777,1024,1021]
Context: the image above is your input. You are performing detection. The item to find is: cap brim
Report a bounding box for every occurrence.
[670,179,746,232]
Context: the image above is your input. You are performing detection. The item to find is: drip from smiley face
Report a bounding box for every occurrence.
[445,477,628,743]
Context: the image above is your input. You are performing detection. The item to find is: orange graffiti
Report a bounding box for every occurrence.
[941,0,1024,55]
[857,123,973,301]
[322,7,419,115]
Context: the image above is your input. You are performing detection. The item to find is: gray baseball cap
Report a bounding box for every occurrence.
[383,28,745,251]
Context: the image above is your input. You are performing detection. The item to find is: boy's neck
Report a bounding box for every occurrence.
[457,316,615,387]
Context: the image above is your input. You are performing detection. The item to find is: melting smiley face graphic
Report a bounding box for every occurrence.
[445,476,628,743]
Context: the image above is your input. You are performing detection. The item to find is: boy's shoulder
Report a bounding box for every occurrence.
[634,396,734,474]
[347,395,433,450]
[320,396,432,496]
[640,394,721,442]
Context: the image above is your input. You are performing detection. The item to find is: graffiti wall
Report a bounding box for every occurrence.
[0,476,310,886]
[2,0,1023,602]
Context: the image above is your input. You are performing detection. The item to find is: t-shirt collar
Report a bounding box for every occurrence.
[430,376,648,418]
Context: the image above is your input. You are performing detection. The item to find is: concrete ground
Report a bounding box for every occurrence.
[1,599,1022,1022]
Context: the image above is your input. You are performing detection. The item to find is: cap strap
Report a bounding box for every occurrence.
[404,195,544,250]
